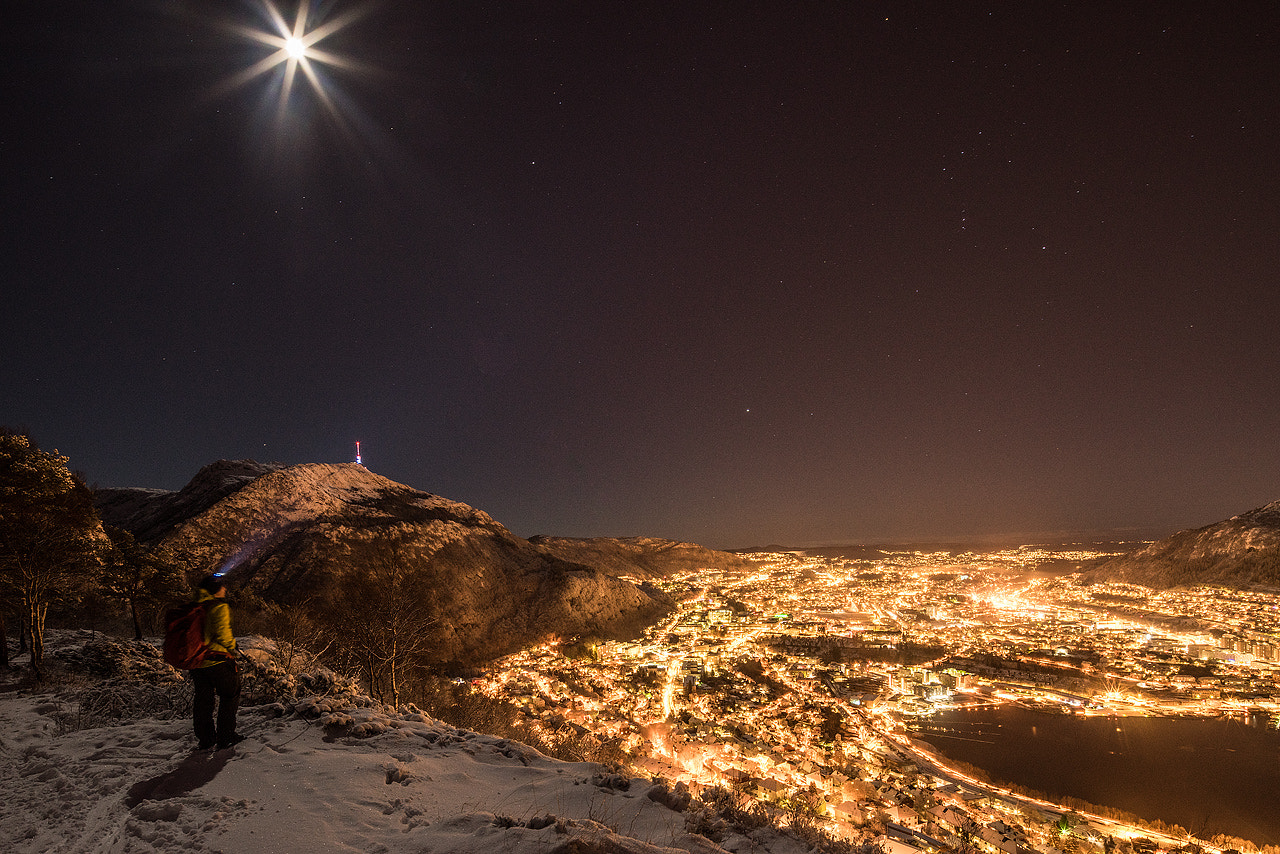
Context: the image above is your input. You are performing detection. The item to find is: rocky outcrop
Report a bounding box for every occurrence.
[1087,500,1280,590]
[98,462,674,665]
[528,535,749,579]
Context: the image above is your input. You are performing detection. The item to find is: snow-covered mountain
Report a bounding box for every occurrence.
[95,459,287,543]
[1087,500,1280,589]
[96,461,678,666]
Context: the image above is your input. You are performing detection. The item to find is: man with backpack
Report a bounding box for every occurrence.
[188,573,243,750]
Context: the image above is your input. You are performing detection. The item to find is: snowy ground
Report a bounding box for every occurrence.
[0,634,809,854]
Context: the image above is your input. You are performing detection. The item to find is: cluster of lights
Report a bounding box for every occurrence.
[474,551,1280,850]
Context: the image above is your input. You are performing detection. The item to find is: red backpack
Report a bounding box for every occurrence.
[163,601,211,669]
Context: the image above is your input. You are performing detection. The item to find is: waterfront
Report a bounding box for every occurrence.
[914,705,1280,845]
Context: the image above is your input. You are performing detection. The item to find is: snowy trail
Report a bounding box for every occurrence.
[0,692,782,854]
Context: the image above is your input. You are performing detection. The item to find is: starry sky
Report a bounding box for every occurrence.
[3,2,1278,548]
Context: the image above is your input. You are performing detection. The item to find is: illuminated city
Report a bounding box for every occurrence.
[5,1,1280,851]
[473,547,1280,851]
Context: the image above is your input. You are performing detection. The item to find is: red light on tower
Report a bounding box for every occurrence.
[355,441,363,466]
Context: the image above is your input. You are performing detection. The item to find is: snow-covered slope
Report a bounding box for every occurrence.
[1087,500,1280,589]
[95,460,286,543]
[0,634,802,854]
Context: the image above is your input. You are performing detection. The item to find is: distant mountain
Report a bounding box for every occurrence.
[1086,501,1280,590]
[528,535,749,579]
[96,461,675,665]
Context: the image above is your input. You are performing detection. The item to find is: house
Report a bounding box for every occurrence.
[975,824,1020,854]
[927,803,968,829]
[987,820,1028,844]
[877,836,925,854]
[832,801,865,824]
[757,778,787,796]
[884,803,919,827]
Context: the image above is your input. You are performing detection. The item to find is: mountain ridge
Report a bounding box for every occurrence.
[529,534,750,579]
[94,459,286,543]
[1086,499,1280,590]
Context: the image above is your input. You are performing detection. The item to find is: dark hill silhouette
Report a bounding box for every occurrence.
[528,534,749,579]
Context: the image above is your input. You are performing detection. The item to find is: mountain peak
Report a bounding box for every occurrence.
[180,458,285,494]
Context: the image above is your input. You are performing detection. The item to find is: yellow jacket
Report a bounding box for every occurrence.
[194,588,236,666]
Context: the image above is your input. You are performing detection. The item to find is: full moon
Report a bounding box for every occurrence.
[210,1,376,127]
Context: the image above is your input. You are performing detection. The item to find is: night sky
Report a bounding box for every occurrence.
[4,2,1278,548]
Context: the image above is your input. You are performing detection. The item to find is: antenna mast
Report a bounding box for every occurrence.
[355,441,363,466]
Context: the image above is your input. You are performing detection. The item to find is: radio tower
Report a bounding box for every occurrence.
[354,441,363,466]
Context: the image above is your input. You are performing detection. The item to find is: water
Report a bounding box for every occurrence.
[913,705,1280,846]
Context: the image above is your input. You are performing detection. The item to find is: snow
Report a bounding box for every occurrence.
[0,634,806,854]
[242,463,498,530]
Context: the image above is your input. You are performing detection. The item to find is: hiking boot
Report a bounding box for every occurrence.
[217,733,245,749]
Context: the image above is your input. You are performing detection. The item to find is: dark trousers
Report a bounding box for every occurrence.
[191,658,240,747]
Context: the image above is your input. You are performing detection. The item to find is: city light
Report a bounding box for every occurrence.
[469,546,1280,849]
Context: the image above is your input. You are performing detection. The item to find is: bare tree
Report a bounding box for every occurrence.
[334,541,438,706]
[242,597,332,676]
[101,526,185,640]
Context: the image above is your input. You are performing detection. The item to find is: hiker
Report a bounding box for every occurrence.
[190,574,243,750]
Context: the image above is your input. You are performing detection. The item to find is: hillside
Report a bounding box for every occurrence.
[529,535,750,579]
[95,459,285,543]
[96,461,675,666]
[1086,500,1280,589]
[0,631,807,854]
